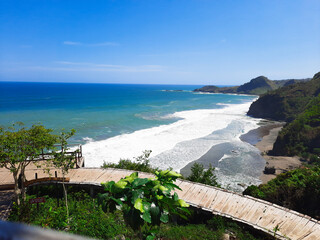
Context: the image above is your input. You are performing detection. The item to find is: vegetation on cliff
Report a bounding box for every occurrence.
[194,76,309,95]
[244,166,320,220]
[272,94,320,158]
[248,72,320,158]
[247,72,320,121]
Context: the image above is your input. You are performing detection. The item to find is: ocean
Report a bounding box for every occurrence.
[0,82,265,191]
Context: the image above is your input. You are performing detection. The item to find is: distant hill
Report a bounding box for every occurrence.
[248,72,320,158]
[194,76,310,95]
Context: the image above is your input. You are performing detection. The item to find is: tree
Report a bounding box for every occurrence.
[187,163,220,187]
[51,129,76,223]
[0,123,57,204]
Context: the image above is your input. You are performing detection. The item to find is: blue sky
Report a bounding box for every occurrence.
[0,0,319,85]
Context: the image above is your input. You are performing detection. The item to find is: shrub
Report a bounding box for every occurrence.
[98,170,190,239]
[187,163,220,187]
[101,150,158,174]
[244,167,320,219]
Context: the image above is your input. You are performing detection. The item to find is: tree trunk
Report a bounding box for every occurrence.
[13,172,20,205]
[20,166,27,202]
[62,177,69,224]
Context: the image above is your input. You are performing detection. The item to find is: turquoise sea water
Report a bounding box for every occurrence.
[1,82,264,191]
[0,82,255,143]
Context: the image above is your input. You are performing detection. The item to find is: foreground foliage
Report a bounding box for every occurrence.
[98,171,190,239]
[10,186,268,240]
[9,189,130,239]
[244,166,320,220]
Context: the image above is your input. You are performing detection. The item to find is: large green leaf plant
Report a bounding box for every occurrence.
[98,170,190,239]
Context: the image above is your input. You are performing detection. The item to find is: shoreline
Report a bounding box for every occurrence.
[243,122,302,184]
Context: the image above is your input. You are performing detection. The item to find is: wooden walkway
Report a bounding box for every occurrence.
[0,167,319,240]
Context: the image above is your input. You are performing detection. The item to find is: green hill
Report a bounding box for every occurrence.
[272,94,320,158]
[248,72,320,158]
[194,76,309,95]
[247,72,320,121]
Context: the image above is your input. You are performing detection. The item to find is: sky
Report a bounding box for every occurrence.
[0,0,319,85]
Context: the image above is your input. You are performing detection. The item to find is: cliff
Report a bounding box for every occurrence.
[248,72,320,121]
[248,72,320,158]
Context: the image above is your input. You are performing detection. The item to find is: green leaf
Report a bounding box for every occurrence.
[178,199,189,207]
[160,212,169,223]
[132,189,144,204]
[149,204,161,224]
[134,198,144,213]
[132,178,149,188]
[173,192,179,201]
[142,211,152,223]
[114,179,128,189]
[166,182,182,191]
[146,235,155,240]
[110,196,123,206]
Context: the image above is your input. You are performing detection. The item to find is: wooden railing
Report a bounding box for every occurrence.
[29,144,84,168]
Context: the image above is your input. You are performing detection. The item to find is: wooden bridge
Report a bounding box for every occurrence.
[0,167,319,240]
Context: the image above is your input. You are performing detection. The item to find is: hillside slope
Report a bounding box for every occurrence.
[247,72,320,121]
[194,76,309,95]
[248,72,320,158]
[272,94,320,157]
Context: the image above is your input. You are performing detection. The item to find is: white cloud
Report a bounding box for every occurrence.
[63,41,119,47]
[24,61,164,73]
[63,41,82,45]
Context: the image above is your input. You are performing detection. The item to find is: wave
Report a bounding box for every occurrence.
[82,100,259,169]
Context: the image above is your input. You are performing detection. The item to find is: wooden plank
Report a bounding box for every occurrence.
[289,216,312,238]
[303,224,320,240]
[261,207,289,231]
[256,205,286,230]
[77,169,105,182]
[202,188,219,209]
[208,191,231,212]
[295,220,317,240]
[179,183,197,200]
[96,169,116,183]
[185,185,211,206]
[175,181,194,199]
[235,198,257,219]
[222,194,250,218]
[279,213,305,237]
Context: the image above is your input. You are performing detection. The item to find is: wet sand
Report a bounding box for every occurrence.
[250,123,302,183]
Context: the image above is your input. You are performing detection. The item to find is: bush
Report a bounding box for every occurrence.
[98,170,190,239]
[101,150,158,174]
[244,167,320,219]
[186,163,220,187]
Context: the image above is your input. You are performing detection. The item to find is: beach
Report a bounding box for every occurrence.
[243,122,302,184]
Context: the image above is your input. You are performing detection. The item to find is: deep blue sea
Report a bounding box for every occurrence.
[0,82,254,143]
[0,82,264,192]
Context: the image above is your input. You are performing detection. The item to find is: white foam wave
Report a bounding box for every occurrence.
[82,100,259,168]
[82,137,94,143]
